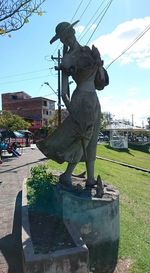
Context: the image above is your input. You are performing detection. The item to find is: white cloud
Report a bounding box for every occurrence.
[127,87,139,97]
[75,25,85,34]
[75,23,97,37]
[92,17,150,68]
[99,95,150,126]
[90,24,97,31]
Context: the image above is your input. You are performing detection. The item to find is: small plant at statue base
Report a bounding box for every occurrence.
[27,165,57,214]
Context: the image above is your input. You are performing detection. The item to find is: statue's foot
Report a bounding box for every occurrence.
[59,173,72,188]
[72,171,86,179]
[85,179,97,188]
[95,175,104,197]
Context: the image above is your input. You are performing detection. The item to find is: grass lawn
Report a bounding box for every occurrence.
[46,143,150,273]
[97,143,150,170]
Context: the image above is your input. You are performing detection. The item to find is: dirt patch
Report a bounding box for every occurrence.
[28,212,75,254]
[113,258,132,273]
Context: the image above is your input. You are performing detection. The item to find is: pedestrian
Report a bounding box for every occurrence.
[7,142,21,157]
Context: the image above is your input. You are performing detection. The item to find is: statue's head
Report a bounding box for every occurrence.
[50,20,79,44]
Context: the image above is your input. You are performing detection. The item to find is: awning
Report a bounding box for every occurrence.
[0,130,24,139]
[18,130,33,135]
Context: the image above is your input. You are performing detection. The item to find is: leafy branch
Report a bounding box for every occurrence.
[0,0,45,35]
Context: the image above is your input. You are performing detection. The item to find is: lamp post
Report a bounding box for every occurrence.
[43,77,62,126]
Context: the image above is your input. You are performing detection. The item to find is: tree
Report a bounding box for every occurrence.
[48,110,58,131]
[147,117,150,129]
[0,0,45,35]
[100,112,113,130]
[0,110,30,131]
[48,109,69,132]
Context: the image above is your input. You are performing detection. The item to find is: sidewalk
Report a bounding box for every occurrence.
[0,147,46,273]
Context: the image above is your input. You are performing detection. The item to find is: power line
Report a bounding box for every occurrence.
[51,0,103,56]
[86,0,114,45]
[52,0,84,56]
[51,0,113,66]
[52,0,93,55]
[106,24,150,69]
[78,0,92,21]
[0,68,50,80]
[0,75,50,85]
[70,0,84,22]
[78,0,110,42]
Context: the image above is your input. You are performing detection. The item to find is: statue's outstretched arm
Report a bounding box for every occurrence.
[61,70,71,113]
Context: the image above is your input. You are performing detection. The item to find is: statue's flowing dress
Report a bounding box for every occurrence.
[37,46,101,163]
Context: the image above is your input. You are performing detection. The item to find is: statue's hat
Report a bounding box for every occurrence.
[50,20,79,44]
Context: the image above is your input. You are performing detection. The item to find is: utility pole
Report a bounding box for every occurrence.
[57,49,61,126]
[51,47,72,125]
[131,114,134,127]
[51,49,61,126]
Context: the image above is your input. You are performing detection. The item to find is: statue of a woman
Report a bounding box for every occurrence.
[37,21,105,188]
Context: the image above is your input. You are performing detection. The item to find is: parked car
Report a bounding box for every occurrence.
[97,133,109,142]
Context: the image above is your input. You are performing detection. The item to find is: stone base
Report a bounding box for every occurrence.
[61,180,120,273]
[22,180,89,273]
[22,176,119,273]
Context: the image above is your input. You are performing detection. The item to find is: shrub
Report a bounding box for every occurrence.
[27,165,57,213]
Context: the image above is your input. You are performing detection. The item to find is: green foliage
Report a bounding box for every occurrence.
[0,110,30,131]
[0,0,45,36]
[27,165,57,212]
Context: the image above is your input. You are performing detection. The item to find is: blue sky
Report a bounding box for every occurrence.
[0,0,150,127]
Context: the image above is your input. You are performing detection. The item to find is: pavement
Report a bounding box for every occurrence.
[0,147,46,273]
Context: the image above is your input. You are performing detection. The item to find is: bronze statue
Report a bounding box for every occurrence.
[37,21,108,189]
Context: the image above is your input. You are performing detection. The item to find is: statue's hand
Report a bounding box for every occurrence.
[62,93,71,113]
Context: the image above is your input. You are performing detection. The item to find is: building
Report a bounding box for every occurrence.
[1,91,55,130]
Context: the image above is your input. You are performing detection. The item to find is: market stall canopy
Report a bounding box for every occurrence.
[105,124,150,132]
[18,130,33,136]
[0,130,24,139]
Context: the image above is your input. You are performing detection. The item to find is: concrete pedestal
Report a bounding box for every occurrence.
[22,180,89,273]
[61,184,119,273]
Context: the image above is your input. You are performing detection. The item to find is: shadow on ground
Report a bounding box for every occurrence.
[128,143,150,153]
[0,157,47,174]
[104,144,134,156]
[0,191,23,273]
